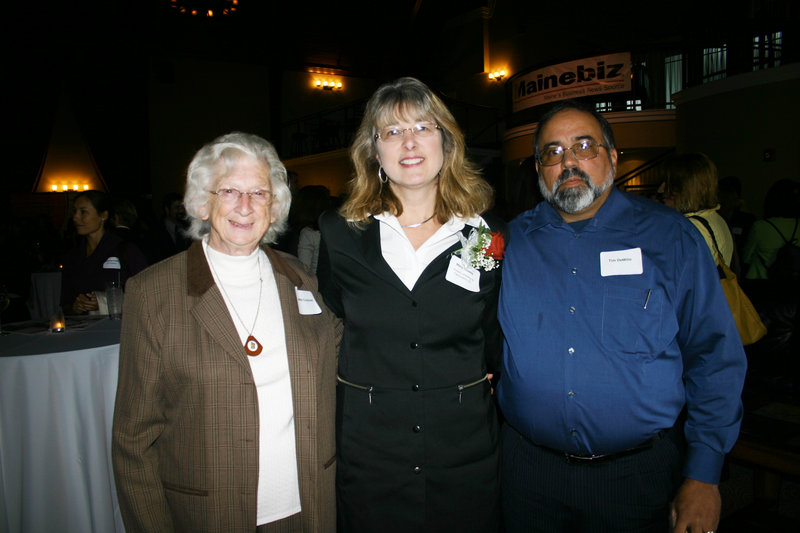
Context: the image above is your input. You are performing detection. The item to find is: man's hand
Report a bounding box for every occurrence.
[671,478,720,533]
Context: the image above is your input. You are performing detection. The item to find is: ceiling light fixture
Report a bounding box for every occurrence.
[170,0,239,17]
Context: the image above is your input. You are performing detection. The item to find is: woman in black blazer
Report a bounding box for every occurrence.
[318,77,504,533]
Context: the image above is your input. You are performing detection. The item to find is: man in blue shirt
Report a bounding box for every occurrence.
[497,100,746,533]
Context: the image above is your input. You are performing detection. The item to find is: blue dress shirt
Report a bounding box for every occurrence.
[497,188,747,484]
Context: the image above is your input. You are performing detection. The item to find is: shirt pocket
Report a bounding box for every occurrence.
[601,286,672,358]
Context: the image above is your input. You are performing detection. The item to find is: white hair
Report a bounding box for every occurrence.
[183,132,291,244]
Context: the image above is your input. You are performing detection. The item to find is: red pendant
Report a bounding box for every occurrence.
[245,335,263,356]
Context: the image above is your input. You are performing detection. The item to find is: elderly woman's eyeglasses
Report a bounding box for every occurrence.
[538,140,607,166]
[209,188,274,204]
[375,122,442,143]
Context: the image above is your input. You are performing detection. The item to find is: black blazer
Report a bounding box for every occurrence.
[318,210,505,532]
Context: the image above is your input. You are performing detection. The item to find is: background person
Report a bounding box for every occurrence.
[60,190,148,314]
[741,178,800,282]
[112,132,341,532]
[497,100,746,533]
[660,152,735,268]
[295,185,332,273]
[740,178,800,371]
[112,197,149,253]
[718,175,755,256]
[318,77,504,532]
[145,191,193,263]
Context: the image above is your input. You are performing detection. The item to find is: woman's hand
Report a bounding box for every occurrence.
[73,292,99,313]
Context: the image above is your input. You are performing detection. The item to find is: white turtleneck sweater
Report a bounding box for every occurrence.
[203,239,301,525]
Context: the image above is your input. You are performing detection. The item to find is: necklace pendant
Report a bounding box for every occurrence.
[245,335,263,356]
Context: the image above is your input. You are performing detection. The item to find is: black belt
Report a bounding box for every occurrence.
[532,427,672,464]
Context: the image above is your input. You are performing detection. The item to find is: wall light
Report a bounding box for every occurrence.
[315,79,343,91]
[47,181,94,192]
[488,69,507,82]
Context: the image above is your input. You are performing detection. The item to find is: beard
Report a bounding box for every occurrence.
[539,167,614,214]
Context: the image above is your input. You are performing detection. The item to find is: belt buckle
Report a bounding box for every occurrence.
[563,452,607,464]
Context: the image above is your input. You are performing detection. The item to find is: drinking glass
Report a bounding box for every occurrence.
[106,281,123,320]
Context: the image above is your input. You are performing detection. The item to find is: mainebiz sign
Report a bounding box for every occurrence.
[512,52,631,113]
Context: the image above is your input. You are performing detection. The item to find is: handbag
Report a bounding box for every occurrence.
[690,215,767,345]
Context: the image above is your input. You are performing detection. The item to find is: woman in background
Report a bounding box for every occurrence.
[60,190,147,314]
[318,77,504,532]
[660,153,734,268]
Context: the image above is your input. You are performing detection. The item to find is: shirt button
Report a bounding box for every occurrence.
[568,391,575,397]
[410,342,419,349]
[573,233,580,238]
[568,347,575,355]
[569,306,575,314]
[571,429,577,435]
[413,425,422,433]
[571,268,578,274]
[413,466,422,474]
[411,301,418,307]
[412,384,420,391]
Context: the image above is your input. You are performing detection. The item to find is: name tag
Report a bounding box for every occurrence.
[600,248,643,277]
[445,255,480,292]
[295,287,322,315]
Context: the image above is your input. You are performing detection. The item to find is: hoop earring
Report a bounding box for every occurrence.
[378,167,388,184]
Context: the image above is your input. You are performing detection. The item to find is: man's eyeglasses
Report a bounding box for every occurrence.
[209,188,274,205]
[538,140,607,166]
[375,122,442,143]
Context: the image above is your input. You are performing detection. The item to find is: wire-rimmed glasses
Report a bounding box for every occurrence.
[209,188,274,205]
[375,122,442,143]
[538,139,607,166]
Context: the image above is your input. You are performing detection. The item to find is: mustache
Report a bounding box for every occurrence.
[554,168,592,190]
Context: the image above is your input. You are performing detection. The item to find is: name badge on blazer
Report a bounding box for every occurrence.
[295,287,322,314]
[445,255,480,292]
[600,248,643,276]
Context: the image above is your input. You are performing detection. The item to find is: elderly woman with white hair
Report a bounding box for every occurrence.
[112,132,340,533]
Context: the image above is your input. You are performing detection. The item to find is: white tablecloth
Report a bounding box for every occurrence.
[0,321,125,533]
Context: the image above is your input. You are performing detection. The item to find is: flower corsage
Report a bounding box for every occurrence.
[454,225,505,271]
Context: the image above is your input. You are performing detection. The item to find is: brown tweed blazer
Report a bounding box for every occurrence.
[112,241,340,532]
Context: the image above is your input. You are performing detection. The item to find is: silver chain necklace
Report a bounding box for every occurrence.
[208,250,264,356]
[401,214,435,228]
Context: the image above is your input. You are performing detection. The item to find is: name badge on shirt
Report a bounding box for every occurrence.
[445,255,480,292]
[295,287,322,315]
[599,248,643,277]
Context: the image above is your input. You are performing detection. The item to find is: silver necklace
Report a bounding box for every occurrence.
[208,250,264,356]
[401,214,435,228]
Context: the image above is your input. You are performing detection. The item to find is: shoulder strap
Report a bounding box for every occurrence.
[764,219,792,245]
[689,215,723,261]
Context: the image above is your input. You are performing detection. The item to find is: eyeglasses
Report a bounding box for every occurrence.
[375,122,442,142]
[538,139,607,166]
[209,188,274,204]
